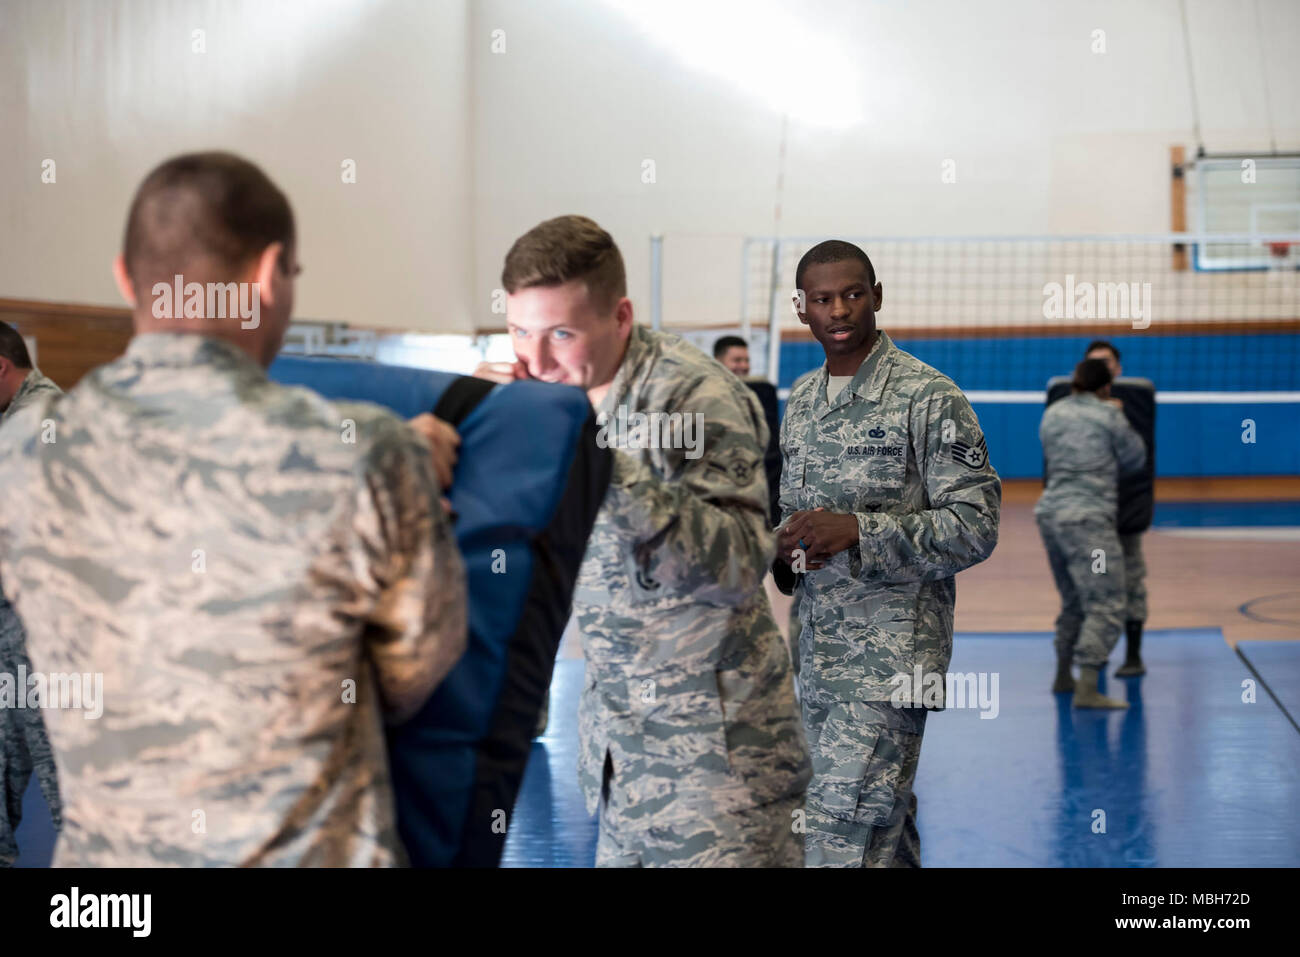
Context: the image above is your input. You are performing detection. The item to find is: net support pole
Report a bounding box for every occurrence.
[740,238,752,343]
[1171,145,1188,271]
[650,234,663,331]
[765,241,784,385]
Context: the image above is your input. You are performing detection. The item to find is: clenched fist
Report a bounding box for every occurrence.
[472,360,530,384]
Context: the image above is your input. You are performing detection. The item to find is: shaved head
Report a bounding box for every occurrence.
[795,239,876,295]
[122,152,295,295]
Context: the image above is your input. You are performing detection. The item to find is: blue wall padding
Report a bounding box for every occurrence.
[778,333,1300,392]
[962,401,1297,479]
[778,333,1299,477]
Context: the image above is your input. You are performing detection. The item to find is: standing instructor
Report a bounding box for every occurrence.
[775,240,1001,868]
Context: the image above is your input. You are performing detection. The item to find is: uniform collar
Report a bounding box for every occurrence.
[596,323,651,419]
[2,367,52,421]
[13,368,50,400]
[813,329,895,419]
[125,332,267,377]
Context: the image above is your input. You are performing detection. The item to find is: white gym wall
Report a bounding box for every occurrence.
[0,0,474,333]
[1,0,1297,333]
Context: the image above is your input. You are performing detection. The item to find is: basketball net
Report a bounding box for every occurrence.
[1266,240,1295,271]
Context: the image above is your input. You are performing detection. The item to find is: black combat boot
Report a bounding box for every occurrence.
[1052,655,1074,693]
[1115,620,1146,677]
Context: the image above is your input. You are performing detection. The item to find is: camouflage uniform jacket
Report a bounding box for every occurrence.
[2,365,64,617]
[573,324,810,824]
[780,331,1001,708]
[1035,393,1147,524]
[1,367,62,425]
[0,333,467,866]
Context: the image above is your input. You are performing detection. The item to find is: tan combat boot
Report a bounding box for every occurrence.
[1073,666,1129,709]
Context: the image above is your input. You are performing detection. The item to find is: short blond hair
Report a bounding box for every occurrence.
[502,215,626,313]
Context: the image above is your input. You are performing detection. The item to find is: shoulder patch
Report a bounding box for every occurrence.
[951,435,988,471]
[709,447,759,486]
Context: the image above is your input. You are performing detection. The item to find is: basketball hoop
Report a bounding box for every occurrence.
[1266,241,1295,271]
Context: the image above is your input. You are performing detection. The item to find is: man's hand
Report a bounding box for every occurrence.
[778,508,860,567]
[472,360,530,384]
[407,414,460,513]
[776,516,826,570]
[777,511,820,566]
[1105,397,1124,410]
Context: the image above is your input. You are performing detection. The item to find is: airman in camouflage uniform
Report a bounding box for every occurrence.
[0,152,468,866]
[0,348,64,866]
[776,242,1000,867]
[575,324,811,867]
[1036,359,1146,709]
[480,215,810,867]
[0,335,468,866]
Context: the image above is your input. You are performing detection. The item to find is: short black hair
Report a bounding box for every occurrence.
[1084,339,1120,362]
[122,151,295,294]
[795,240,877,295]
[713,335,748,358]
[1072,357,1113,394]
[0,321,33,370]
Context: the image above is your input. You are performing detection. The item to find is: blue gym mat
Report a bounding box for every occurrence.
[501,628,1300,868]
[17,629,1300,868]
[501,660,599,868]
[914,628,1299,867]
[1237,639,1300,733]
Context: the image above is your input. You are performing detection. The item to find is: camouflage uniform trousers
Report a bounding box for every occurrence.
[788,590,802,681]
[1120,532,1147,624]
[595,756,804,867]
[1037,514,1126,669]
[0,603,61,866]
[802,699,928,868]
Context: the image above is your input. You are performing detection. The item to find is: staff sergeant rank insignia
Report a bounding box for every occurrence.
[951,435,989,470]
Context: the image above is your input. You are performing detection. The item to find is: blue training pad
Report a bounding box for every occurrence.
[268,355,599,866]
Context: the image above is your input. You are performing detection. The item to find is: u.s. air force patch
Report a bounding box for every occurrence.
[951,435,988,470]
